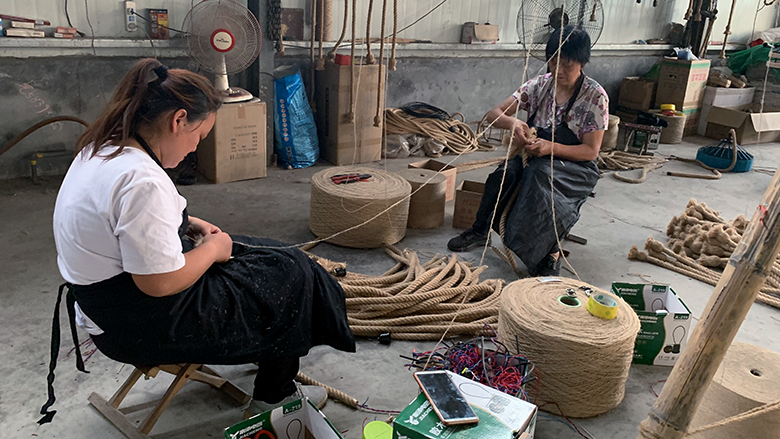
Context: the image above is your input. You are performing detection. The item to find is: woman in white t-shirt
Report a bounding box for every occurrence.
[42,59,355,424]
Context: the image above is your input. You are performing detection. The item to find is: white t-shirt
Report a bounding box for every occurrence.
[53,145,187,334]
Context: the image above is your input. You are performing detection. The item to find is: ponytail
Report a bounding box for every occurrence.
[76,58,222,158]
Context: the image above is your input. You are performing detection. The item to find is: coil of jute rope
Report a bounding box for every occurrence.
[498,278,640,418]
[309,167,411,249]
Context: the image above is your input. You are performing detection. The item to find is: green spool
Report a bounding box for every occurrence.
[362,421,393,439]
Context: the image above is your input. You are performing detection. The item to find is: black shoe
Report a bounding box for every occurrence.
[532,254,561,277]
[447,228,490,252]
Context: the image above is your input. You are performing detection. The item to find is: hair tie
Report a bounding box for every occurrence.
[153,65,169,81]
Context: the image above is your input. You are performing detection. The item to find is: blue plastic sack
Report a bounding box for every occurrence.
[273,67,319,168]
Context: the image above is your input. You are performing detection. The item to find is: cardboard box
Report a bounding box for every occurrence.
[393,372,537,439]
[680,105,701,137]
[613,283,692,366]
[461,22,499,44]
[453,181,485,229]
[656,58,711,110]
[618,77,656,111]
[224,398,342,439]
[315,61,385,165]
[409,159,457,202]
[705,103,780,144]
[698,86,756,136]
[197,100,267,183]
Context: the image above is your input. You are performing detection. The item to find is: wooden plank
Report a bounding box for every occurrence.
[637,165,780,439]
[109,367,143,408]
[199,365,252,405]
[89,392,150,439]
[139,363,198,435]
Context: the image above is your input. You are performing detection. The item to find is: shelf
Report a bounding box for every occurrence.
[0,37,188,58]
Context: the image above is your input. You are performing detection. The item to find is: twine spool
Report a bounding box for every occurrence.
[397,169,446,229]
[689,342,780,438]
[653,110,687,144]
[601,114,621,151]
[310,167,411,248]
[498,278,640,418]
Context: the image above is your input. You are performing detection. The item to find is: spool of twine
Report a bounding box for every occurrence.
[397,169,446,229]
[688,342,780,438]
[601,114,621,151]
[653,110,687,144]
[310,166,411,248]
[498,278,640,418]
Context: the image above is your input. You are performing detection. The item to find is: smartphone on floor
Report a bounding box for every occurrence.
[413,371,479,426]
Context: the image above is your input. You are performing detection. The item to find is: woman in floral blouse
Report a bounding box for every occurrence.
[448,26,608,277]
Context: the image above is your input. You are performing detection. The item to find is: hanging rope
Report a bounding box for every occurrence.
[327,0,349,60]
[365,0,376,65]
[374,0,388,127]
[316,0,326,70]
[346,0,357,123]
[389,0,398,71]
[309,0,318,109]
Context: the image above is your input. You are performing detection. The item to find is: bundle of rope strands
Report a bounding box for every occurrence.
[340,245,505,340]
[498,278,640,418]
[627,198,780,309]
[597,150,668,184]
[309,166,411,249]
[403,329,537,401]
[384,102,493,156]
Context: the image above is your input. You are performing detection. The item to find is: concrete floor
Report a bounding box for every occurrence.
[3,137,780,439]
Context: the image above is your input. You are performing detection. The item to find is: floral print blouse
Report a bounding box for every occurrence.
[512,73,610,143]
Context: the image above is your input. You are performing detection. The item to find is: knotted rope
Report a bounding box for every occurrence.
[326,0,349,60]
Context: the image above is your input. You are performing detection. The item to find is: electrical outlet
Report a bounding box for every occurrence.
[125,1,137,32]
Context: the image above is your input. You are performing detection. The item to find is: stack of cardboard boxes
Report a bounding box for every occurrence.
[654,57,711,136]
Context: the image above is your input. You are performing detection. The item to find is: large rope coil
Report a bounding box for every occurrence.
[384,107,492,156]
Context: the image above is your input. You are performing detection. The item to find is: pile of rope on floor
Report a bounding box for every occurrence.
[385,102,494,156]
[597,150,668,184]
[627,199,780,309]
[334,245,504,340]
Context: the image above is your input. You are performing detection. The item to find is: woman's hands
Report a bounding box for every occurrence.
[188,216,231,263]
[525,139,554,157]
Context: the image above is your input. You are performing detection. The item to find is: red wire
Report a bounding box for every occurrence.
[651,379,667,397]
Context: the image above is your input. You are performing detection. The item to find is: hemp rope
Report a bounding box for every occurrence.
[296,372,359,408]
[315,0,326,71]
[627,198,780,309]
[326,0,349,60]
[453,157,505,173]
[373,0,388,127]
[498,278,640,418]
[384,108,489,155]
[667,129,739,180]
[309,167,410,248]
[346,0,357,122]
[332,245,504,340]
[309,0,318,109]
[598,150,667,184]
[389,0,398,71]
[365,0,376,65]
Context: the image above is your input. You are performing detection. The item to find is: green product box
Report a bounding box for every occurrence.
[613,283,692,366]
[225,397,343,439]
[393,371,537,439]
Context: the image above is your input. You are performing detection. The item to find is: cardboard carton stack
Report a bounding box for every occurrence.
[655,57,711,136]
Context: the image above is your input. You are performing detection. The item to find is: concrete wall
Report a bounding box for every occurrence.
[277,53,662,123]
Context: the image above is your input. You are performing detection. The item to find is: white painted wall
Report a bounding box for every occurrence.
[2,0,777,45]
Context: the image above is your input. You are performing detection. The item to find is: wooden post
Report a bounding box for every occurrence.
[637,166,780,439]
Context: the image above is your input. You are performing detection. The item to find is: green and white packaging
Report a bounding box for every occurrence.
[224,397,343,439]
[393,371,537,439]
[613,282,692,366]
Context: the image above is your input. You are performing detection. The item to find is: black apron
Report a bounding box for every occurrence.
[503,74,600,269]
[40,136,356,424]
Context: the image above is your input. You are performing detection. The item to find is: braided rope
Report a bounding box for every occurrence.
[326,0,348,60]
[374,0,388,127]
[389,0,398,71]
[296,372,359,408]
[346,0,357,122]
[309,0,318,109]
[316,0,326,70]
[365,0,376,65]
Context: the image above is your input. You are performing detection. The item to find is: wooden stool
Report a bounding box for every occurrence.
[88,363,251,439]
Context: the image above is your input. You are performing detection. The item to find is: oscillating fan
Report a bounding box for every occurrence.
[517,0,604,61]
[183,0,262,103]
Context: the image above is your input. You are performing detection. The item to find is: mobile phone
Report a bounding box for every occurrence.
[413,371,479,426]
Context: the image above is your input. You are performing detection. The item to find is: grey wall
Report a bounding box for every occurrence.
[277,54,663,124]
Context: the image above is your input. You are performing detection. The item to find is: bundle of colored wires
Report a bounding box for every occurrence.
[402,326,537,401]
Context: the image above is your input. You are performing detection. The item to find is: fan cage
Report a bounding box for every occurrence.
[517,0,604,62]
